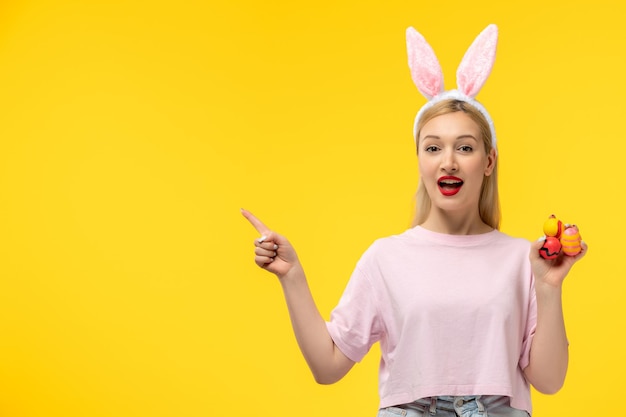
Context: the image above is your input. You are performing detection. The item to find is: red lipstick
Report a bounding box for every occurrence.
[437,176,463,196]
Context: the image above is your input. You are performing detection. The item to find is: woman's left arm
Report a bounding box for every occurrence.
[523,239,587,394]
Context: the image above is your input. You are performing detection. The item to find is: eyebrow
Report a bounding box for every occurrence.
[421,134,478,141]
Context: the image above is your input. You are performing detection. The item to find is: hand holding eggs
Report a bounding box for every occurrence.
[539,214,582,259]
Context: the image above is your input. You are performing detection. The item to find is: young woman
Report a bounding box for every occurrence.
[242,24,586,416]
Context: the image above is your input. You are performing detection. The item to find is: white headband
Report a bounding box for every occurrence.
[407,24,499,151]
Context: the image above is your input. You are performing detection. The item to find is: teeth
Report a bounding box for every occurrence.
[440,180,461,185]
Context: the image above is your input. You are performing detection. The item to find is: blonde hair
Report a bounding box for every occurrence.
[412,99,500,229]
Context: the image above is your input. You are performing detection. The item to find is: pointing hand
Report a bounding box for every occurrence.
[241,209,301,278]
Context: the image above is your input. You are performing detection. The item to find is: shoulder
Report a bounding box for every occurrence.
[353,228,415,262]
[354,228,437,272]
[477,231,532,263]
[491,230,532,251]
[487,231,534,275]
[362,228,424,254]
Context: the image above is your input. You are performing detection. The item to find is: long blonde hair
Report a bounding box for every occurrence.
[412,99,500,229]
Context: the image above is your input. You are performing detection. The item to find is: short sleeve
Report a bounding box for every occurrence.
[326,262,384,363]
[518,273,537,370]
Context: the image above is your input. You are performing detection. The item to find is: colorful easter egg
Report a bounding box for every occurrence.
[543,214,565,238]
[560,225,582,256]
[539,236,562,260]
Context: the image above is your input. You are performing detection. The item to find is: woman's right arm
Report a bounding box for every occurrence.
[241,209,355,384]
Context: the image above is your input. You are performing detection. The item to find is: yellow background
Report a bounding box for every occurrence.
[0,0,623,416]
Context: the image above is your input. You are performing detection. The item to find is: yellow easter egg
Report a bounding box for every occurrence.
[543,214,564,238]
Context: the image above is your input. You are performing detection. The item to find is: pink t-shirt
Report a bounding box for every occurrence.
[326,226,536,414]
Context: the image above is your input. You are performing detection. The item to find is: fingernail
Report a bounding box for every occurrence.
[258,235,267,243]
[273,244,278,250]
[537,236,546,242]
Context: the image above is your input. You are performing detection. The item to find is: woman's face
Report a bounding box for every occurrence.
[418,111,496,216]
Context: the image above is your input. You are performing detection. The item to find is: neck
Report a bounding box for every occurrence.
[419,210,493,235]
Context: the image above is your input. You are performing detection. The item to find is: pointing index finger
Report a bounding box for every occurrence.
[241,208,271,235]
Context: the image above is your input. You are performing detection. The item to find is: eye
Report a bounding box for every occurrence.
[424,145,439,153]
[458,145,473,152]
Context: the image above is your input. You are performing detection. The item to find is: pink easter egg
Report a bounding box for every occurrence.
[560,226,582,256]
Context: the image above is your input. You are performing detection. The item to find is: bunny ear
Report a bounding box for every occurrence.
[456,24,498,98]
[406,27,444,99]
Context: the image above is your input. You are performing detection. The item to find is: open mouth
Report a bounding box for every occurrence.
[438,176,463,196]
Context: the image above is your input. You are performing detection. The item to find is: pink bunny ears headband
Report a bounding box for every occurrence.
[407,24,498,151]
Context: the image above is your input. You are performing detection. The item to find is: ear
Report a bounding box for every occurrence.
[456,24,498,98]
[484,147,497,176]
[406,27,444,99]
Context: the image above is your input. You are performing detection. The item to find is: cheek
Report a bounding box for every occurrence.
[417,160,424,177]
[417,158,435,176]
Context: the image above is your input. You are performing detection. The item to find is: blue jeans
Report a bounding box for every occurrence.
[377,396,530,417]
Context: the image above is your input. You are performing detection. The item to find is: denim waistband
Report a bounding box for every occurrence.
[422,396,485,415]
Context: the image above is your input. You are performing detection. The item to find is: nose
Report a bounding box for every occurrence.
[440,149,458,173]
